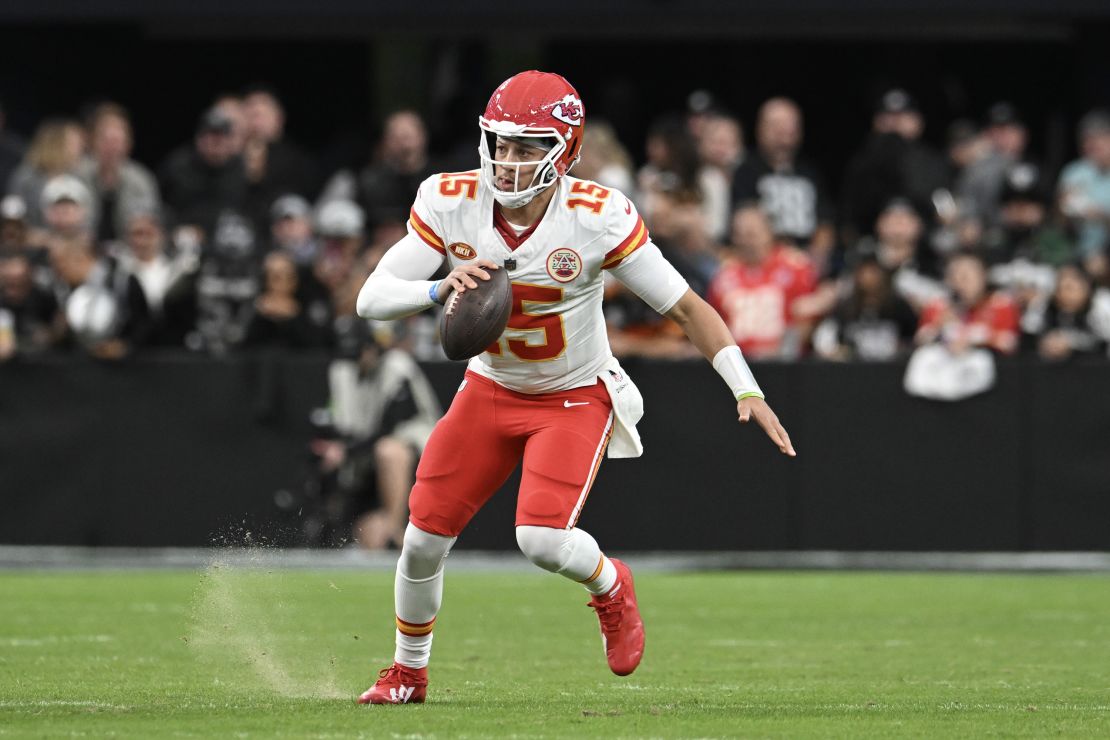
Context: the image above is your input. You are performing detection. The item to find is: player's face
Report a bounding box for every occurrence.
[493,137,547,193]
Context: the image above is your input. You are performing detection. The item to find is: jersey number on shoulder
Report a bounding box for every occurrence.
[439,172,478,200]
[566,182,610,214]
[485,283,566,362]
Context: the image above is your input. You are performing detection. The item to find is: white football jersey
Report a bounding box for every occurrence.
[407,171,655,394]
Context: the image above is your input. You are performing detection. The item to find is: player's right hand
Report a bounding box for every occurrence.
[437,259,500,302]
[738,396,796,457]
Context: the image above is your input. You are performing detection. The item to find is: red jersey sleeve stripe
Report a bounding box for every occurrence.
[602,217,648,269]
[409,208,446,254]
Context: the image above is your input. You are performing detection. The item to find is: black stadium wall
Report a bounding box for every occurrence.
[2,355,1108,551]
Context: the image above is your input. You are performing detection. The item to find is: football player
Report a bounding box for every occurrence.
[355,70,795,704]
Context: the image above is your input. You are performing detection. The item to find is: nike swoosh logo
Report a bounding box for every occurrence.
[564,400,590,407]
[623,198,632,214]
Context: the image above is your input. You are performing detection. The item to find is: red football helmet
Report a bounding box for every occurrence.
[478,70,585,207]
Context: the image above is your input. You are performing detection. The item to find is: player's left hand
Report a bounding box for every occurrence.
[738,396,796,457]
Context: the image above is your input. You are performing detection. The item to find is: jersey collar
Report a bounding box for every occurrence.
[490,179,561,251]
[492,205,542,251]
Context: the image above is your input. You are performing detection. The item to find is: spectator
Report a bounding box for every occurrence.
[813,255,918,361]
[0,102,26,199]
[604,189,705,360]
[268,194,334,335]
[41,175,93,240]
[855,198,946,310]
[357,220,444,361]
[241,86,318,232]
[930,120,987,251]
[0,250,59,358]
[573,121,636,195]
[313,199,365,314]
[1021,262,1110,360]
[243,250,330,349]
[684,89,719,143]
[75,103,161,244]
[985,164,1070,307]
[989,164,1071,263]
[353,111,434,229]
[308,317,441,550]
[698,113,744,242]
[945,119,988,188]
[190,208,261,354]
[957,102,1032,228]
[49,234,152,358]
[707,203,819,358]
[361,220,407,284]
[113,209,198,347]
[0,195,30,253]
[916,250,1020,355]
[269,194,318,266]
[638,115,702,218]
[158,107,247,240]
[643,186,717,292]
[211,94,247,156]
[841,89,948,246]
[732,98,834,271]
[0,194,55,291]
[1058,109,1110,280]
[7,119,84,229]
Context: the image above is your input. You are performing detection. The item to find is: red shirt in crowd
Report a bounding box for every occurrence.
[707,245,818,357]
[918,293,1021,354]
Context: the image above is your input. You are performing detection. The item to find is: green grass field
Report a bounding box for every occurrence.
[1,562,1108,738]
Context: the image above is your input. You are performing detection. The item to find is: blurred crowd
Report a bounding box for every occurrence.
[2,85,1110,367]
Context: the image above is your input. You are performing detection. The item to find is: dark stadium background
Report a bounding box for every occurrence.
[2,0,1109,552]
[3,6,1107,189]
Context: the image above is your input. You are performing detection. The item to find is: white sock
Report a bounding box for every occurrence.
[579,555,619,596]
[392,523,455,669]
[394,629,433,669]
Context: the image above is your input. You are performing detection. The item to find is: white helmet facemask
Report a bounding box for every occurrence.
[477,120,568,209]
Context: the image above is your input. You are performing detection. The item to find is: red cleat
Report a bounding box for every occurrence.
[357,662,428,705]
[587,558,645,676]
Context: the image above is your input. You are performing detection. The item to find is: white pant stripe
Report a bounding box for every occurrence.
[565,410,615,529]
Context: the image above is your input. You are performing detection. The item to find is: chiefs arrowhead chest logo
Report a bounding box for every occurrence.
[551,95,583,127]
[546,248,582,283]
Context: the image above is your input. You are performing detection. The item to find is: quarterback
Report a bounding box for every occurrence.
[355,70,795,704]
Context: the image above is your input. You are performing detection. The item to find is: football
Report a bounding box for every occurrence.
[439,267,512,361]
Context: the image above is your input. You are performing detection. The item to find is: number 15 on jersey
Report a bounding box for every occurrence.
[486,283,567,362]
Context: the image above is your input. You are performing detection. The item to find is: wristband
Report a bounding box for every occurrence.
[428,280,444,305]
[712,345,764,401]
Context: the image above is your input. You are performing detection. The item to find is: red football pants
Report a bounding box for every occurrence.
[408,370,615,537]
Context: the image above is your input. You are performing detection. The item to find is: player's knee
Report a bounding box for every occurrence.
[515,525,571,573]
[398,522,455,580]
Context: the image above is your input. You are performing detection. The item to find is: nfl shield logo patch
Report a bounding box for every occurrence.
[546,248,582,283]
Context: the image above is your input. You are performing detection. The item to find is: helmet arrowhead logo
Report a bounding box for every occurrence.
[551,94,583,126]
